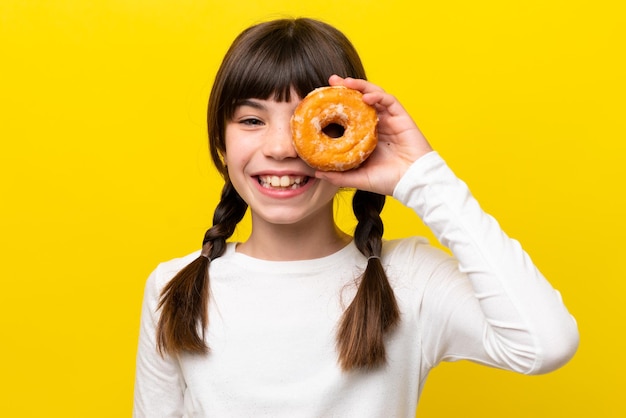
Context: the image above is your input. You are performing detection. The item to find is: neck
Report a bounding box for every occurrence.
[237,210,352,261]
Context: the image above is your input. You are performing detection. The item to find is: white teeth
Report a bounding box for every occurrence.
[259,175,307,189]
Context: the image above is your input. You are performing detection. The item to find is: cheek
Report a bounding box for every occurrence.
[225,159,241,185]
[222,137,240,170]
[224,131,254,169]
[318,181,341,201]
[224,152,247,174]
[225,162,248,201]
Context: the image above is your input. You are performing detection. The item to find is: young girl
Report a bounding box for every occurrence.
[134,17,579,417]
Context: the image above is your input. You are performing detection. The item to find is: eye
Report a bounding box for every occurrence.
[239,117,264,126]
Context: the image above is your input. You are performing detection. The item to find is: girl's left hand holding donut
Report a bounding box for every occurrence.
[315,75,433,196]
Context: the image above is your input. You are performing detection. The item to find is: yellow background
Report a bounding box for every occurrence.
[1,0,624,416]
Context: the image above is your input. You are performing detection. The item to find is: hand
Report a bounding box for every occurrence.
[314,75,433,196]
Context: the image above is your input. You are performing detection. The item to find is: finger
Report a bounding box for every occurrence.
[363,91,410,118]
[315,169,372,192]
[329,75,385,95]
[343,77,385,95]
[327,76,397,121]
[328,76,396,117]
[328,74,345,86]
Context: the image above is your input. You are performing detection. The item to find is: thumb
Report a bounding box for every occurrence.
[315,169,375,193]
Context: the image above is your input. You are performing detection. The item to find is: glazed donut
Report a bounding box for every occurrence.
[291,86,378,171]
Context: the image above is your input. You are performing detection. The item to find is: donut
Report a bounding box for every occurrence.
[291,86,378,171]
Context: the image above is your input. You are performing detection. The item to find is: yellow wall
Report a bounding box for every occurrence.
[1,0,624,416]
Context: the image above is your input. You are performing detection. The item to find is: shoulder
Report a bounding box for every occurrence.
[145,249,202,293]
[382,236,460,290]
[383,236,453,268]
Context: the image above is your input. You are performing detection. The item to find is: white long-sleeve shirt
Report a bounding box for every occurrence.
[134,151,579,417]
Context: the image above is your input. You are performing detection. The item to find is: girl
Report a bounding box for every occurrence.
[134,17,579,417]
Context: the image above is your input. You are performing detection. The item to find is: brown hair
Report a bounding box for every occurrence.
[157,17,399,370]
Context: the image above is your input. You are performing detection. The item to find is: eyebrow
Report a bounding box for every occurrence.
[234,99,267,111]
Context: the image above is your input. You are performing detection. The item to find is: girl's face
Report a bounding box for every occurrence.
[224,94,340,227]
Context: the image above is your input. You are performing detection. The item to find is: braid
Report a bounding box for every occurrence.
[336,190,400,370]
[203,181,248,259]
[156,181,247,355]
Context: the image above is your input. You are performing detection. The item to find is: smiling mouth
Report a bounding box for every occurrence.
[257,175,310,189]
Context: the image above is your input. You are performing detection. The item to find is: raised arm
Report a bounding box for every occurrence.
[394,152,579,373]
[317,76,579,373]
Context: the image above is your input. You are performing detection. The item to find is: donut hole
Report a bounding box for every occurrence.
[322,123,345,138]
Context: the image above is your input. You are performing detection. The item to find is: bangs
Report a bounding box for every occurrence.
[228,42,324,104]
[218,18,366,118]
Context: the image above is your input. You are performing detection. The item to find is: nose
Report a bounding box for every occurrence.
[262,121,298,160]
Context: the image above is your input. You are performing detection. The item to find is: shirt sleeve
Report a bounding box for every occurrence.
[133,265,185,417]
[393,151,579,375]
